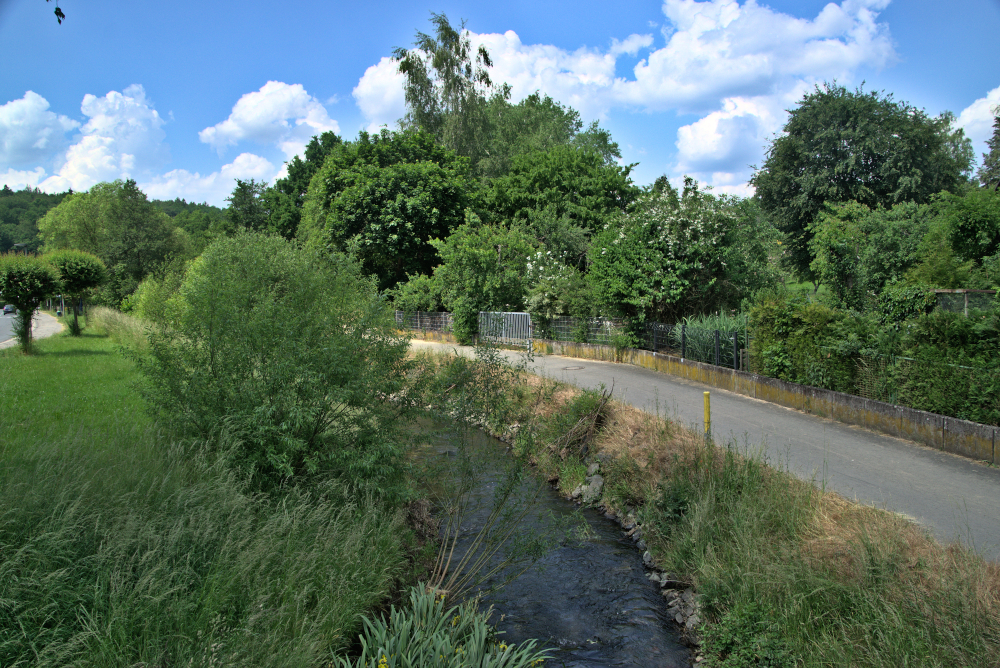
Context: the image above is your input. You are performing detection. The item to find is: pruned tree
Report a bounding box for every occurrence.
[45,249,106,335]
[0,253,61,353]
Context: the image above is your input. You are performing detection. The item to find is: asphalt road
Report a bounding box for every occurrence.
[0,311,63,350]
[411,339,1000,561]
[0,312,14,345]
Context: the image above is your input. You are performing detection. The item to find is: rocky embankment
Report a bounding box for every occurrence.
[569,460,706,662]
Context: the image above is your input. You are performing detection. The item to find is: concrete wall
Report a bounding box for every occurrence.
[532,339,998,465]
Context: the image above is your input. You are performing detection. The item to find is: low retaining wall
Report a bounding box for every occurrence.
[532,339,998,465]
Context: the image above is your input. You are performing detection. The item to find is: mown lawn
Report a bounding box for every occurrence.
[0,329,150,452]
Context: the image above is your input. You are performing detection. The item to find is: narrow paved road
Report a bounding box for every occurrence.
[411,339,1000,561]
[0,311,63,350]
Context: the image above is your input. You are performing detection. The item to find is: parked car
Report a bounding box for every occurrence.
[3,305,15,314]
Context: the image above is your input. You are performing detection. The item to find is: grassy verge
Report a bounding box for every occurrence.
[0,322,407,667]
[414,348,1000,667]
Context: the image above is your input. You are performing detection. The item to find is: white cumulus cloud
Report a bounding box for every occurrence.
[199,81,340,160]
[0,167,47,191]
[140,153,276,207]
[958,85,1000,160]
[615,0,895,113]
[0,91,79,168]
[354,0,896,191]
[352,57,407,132]
[39,84,169,193]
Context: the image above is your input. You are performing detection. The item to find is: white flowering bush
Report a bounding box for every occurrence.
[587,178,738,322]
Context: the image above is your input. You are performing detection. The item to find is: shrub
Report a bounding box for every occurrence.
[336,586,551,668]
[134,231,413,491]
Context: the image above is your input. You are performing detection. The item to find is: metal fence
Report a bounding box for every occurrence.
[396,310,748,370]
[478,311,533,348]
[394,310,453,332]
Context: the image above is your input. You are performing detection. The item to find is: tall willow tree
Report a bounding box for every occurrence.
[392,12,496,165]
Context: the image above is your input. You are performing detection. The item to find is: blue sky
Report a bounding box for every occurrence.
[1,0,998,205]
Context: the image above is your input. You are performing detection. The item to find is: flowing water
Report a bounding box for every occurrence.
[419,425,691,668]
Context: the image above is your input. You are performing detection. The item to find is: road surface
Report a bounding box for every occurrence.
[411,338,1000,561]
[0,311,63,350]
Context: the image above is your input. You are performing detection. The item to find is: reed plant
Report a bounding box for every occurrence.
[337,586,551,668]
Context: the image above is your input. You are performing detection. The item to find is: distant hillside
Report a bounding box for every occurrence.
[0,185,70,253]
[151,198,227,240]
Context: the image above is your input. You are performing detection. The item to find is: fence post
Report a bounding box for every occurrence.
[681,324,687,360]
[714,329,720,366]
[652,324,657,353]
[733,331,739,370]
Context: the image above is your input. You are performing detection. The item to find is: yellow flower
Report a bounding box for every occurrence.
[377,655,388,668]
[452,615,460,626]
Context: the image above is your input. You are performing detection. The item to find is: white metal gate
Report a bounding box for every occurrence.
[478,311,533,348]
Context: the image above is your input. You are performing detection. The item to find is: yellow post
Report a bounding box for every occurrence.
[703,391,711,442]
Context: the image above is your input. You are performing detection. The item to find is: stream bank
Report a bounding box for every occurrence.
[421,426,692,668]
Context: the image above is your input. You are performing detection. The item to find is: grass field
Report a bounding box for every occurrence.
[0,327,150,451]
[0,325,408,667]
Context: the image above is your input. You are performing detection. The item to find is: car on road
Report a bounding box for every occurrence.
[3,305,15,314]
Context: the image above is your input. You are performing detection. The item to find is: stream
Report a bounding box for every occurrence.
[419,425,691,668]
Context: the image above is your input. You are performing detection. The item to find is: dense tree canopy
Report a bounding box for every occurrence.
[588,179,745,322]
[752,83,974,278]
[37,179,188,304]
[0,185,67,253]
[266,131,344,239]
[485,145,638,264]
[430,214,537,342]
[978,109,1000,191]
[299,129,475,290]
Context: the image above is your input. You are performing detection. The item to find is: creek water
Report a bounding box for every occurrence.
[419,425,691,668]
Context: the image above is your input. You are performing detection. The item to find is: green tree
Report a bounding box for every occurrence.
[809,201,939,308]
[939,188,1000,264]
[976,107,1000,191]
[152,197,227,252]
[299,129,475,291]
[0,253,60,353]
[44,249,106,334]
[485,145,638,264]
[136,231,412,489]
[393,13,495,166]
[430,214,537,342]
[394,14,620,181]
[0,185,68,254]
[225,178,271,232]
[588,178,747,322]
[752,83,974,279]
[267,131,343,239]
[37,180,186,304]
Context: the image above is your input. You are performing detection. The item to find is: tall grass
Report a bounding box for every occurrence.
[642,443,1000,666]
[456,359,1000,667]
[0,327,408,667]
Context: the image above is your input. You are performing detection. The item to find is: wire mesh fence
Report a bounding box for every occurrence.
[934,290,996,315]
[394,311,453,333]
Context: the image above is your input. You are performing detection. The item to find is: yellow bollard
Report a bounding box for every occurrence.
[703,391,711,442]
